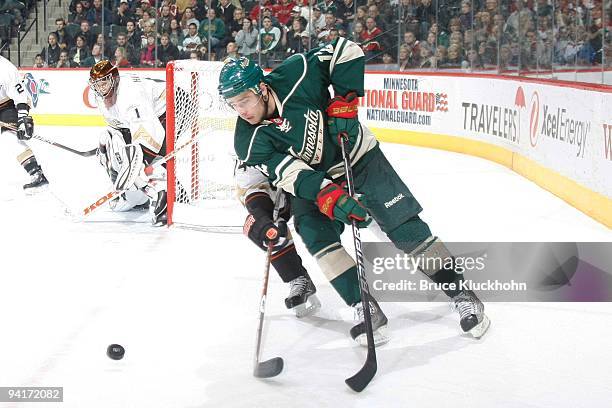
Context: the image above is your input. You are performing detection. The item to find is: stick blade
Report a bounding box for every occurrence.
[253,357,284,378]
[345,352,377,392]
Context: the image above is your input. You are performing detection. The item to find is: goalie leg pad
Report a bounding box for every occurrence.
[114,143,146,191]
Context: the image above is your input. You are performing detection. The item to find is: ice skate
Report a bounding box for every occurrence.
[285,275,321,318]
[451,289,490,338]
[351,295,389,347]
[151,190,167,226]
[23,168,48,191]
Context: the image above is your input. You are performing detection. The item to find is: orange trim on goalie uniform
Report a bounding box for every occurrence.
[270,243,295,261]
[245,191,270,205]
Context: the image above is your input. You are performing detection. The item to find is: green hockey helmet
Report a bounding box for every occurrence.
[218,57,264,100]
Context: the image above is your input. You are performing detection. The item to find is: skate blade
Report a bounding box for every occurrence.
[23,184,49,196]
[468,314,491,339]
[292,295,321,318]
[354,325,390,347]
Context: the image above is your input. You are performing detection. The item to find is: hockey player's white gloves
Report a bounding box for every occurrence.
[16,115,34,141]
[243,213,288,251]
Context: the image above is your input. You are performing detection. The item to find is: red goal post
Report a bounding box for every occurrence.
[165,60,243,231]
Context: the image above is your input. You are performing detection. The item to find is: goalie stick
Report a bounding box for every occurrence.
[81,134,201,216]
[253,193,284,378]
[339,132,378,392]
[0,120,98,157]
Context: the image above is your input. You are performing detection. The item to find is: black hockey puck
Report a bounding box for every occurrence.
[106,344,125,360]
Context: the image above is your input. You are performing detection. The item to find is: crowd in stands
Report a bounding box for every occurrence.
[0,0,36,50]
[24,0,612,70]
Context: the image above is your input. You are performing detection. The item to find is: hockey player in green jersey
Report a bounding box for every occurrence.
[218,37,490,343]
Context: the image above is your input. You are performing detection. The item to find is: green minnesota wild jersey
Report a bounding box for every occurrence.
[234,37,378,201]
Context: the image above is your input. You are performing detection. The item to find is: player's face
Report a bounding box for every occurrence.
[227,89,265,125]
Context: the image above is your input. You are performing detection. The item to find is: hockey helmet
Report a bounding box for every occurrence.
[89,60,119,99]
[217,57,264,100]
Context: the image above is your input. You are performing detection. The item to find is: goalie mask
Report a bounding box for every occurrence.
[89,60,119,99]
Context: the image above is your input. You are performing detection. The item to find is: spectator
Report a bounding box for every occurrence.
[80,43,104,66]
[139,10,156,31]
[434,45,448,66]
[114,33,139,66]
[33,54,46,68]
[274,0,295,27]
[199,8,226,53]
[141,21,156,48]
[459,0,473,32]
[416,0,435,40]
[350,21,365,45]
[113,46,132,67]
[354,6,368,27]
[323,12,341,33]
[125,20,143,50]
[258,15,282,67]
[140,34,157,66]
[182,23,202,53]
[140,0,154,17]
[87,0,112,26]
[445,44,463,67]
[56,50,75,68]
[216,0,236,24]
[180,7,199,35]
[158,5,173,34]
[157,33,180,65]
[189,50,201,60]
[235,18,258,58]
[167,19,184,46]
[54,18,74,49]
[77,20,96,49]
[398,0,419,35]
[227,8,245,40]
[41,33,61,67]
[361,17,384,61]
[286,18,305,55]
[300,31,312,52]
[336,0,355,30]
[463,47,484,70]
[305,6,325,37]
[260,6,282,29]
[226,41,239,58]
[419,46,435,68]
[249,1,273,23]
[197,44,209,60]
[287,6,307,30]
[160,0,178,18]
[113,0,134,26]
[188,0,207,21]
[69,34,91,66]
[398,45,416,70]
[68,2,88,25]
[95,33,110,58]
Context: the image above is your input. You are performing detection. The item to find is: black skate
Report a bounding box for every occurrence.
[151,190,167,226]
[451,289,490,338]
[23,169,48,190]
[285,275,321,318]
[351,295,389,347]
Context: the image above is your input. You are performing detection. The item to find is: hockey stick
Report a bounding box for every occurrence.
[339,133,378,392]
[253,193,284,378]
[0,120,98,157]
[81,134,200,216]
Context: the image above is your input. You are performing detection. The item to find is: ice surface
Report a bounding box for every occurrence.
[0,126,610,408]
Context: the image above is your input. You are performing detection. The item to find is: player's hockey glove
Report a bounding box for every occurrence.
[326,92,360,148]
[243,213,288,251]
[316,183,371,228]
[16,115,34,141]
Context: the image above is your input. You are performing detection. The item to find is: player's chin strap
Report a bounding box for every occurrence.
[0,120,98,157]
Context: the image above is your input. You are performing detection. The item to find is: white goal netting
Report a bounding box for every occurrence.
[166,60,244,231]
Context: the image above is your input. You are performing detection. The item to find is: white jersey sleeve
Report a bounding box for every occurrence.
[235,163,274,205]
[97,74,166,154]
[0,56,30,110]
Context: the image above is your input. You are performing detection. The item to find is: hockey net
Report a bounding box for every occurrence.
[166,60,243,231]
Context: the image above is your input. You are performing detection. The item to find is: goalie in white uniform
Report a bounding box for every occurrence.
[89,60,168,225]
[0,55,48,190]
